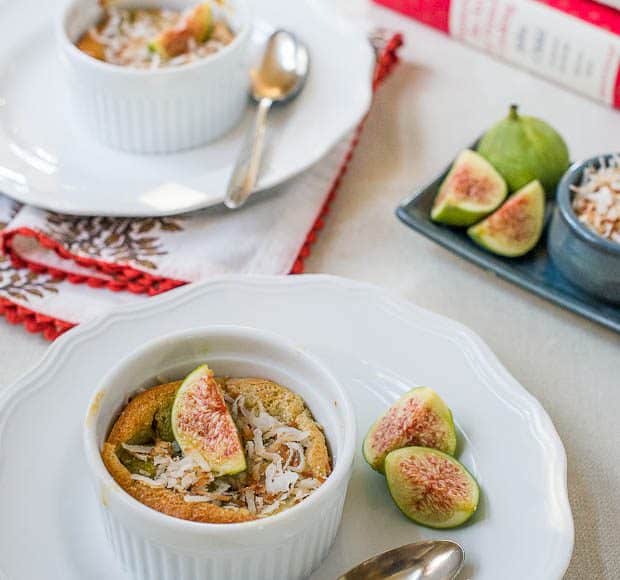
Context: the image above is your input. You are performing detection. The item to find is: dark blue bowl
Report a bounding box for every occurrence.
[548,155,620,304]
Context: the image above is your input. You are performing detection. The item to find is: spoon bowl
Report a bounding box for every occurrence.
[251,30,310,103]
[338,540,465,580]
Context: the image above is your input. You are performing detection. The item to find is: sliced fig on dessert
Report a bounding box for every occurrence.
[363,387,457,473]
[149,2,214,58]
[172,364,246,476]
[186,2,215,43]
[468,180,545,257]
[116,446,157,478]
[114,426,158,477]
[154,400,176,442]
[431,150,508,226]
[385,447,479,529]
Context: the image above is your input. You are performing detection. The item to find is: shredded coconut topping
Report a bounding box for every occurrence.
[124,395,324,517]
[572,155,620,244]
[78,5,235,69]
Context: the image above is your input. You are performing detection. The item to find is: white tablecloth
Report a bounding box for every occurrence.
[0,2,618,578]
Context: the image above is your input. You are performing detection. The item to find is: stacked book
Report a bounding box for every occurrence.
[375,0,620,109]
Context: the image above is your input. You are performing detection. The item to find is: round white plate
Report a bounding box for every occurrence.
[0,276,573,579]
[0,1,373,217]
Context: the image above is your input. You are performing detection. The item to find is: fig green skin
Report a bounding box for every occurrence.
[190,3,215,42]
[172,364,247,477]
[385,447,480,529]
[477,105,570,196]
[362,387,457,474]
[116,426,158,476]
[431,150,508,226]
[116,446,157,478]
[127,426,155,446]
[468,180,545,258]
[154,401,176,442]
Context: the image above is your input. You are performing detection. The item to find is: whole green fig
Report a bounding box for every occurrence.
[477,105,569,197]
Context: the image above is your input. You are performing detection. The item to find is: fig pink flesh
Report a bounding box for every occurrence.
[175,374,242,461]
[483,193,537,242]
[370,397,449,456]
[396,453,473,515]
[446,166,498,204]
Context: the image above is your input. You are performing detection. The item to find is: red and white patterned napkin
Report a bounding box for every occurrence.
[0,34,402,340]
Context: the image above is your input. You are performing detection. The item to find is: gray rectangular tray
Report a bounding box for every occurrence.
[396,163,620,334]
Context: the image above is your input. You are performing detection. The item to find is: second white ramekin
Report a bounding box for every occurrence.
[84,326,356,580]
[58,0,252,154]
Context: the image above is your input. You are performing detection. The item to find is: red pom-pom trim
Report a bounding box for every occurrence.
[0,34,403,339]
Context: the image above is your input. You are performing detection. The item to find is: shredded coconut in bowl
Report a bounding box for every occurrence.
[77,3,236,69]
[571,155,620,244]
[123,395,326,518]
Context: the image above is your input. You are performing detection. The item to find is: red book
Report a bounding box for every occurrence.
[374,0,620,109]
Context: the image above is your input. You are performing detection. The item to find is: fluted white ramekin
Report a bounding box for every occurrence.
[84,326,356,580]
[58,0,252,154]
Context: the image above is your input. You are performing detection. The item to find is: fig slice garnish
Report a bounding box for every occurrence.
[149,2,214,59]
[385,447,479,529]
[171,364,246,477]
[363,387,457,473]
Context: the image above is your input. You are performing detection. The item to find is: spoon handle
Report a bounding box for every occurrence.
[225,97,273,209]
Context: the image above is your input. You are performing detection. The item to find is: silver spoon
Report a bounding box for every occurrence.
[224,30,310,209]
[338,540,465,580]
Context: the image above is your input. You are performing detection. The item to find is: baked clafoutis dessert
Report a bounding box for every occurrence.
[77,1,236,68]
[102,364,332,523]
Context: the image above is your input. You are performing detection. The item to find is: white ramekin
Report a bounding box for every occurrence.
[84,326,356,580]
[58,0,252,154]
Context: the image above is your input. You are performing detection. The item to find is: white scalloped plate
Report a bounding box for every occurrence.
[0,0,373,216]
[0,276,573,579]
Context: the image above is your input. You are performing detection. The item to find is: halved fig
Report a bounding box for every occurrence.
[171,364,246,476]
[431,150,508,226]
[385,447,479,529]
[468,180,545,257]
[363,387,457,473]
